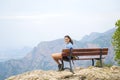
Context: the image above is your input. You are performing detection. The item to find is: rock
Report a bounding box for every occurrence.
[6,66,120,80]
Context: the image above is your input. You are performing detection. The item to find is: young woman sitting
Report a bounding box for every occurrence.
[51,35,73,71]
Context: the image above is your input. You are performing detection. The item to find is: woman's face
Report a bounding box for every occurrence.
[64,37,70,44]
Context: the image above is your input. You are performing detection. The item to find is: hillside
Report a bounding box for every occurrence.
[0,28,115,80]
[6,66,120,80]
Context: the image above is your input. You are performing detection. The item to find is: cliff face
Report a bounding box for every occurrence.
[6,66,120,80]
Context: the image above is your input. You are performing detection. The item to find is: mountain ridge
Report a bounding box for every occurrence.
[0,28,115,80]
[0,47,32,62]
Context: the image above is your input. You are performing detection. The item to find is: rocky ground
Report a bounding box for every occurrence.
[6,66,120,80]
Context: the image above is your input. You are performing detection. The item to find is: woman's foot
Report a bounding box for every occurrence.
[58,64,63,71]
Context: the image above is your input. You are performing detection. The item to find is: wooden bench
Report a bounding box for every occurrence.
[61,48,108,73]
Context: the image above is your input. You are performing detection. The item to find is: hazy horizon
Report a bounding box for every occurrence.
[0,0,120,50]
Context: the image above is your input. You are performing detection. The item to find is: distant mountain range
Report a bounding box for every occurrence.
[0,28,115,80]
[80,32,102,42]
[0,47,32,62]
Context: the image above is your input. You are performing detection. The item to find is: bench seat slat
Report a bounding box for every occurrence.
[72,57,105,60]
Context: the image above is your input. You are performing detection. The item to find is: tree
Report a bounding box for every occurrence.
[112,19,120,65]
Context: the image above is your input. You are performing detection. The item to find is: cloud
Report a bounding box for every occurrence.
[0,14,65,20]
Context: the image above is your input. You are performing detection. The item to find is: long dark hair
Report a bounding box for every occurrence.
[64,35,73,44]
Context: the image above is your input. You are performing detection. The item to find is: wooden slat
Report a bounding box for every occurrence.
[62,48,108,57]
[62,51,108,55]
[62,48,108,52]
[72,57,105,60]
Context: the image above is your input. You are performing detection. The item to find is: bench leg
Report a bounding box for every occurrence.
[61,59,74,73]
[92,59,94,66]
[69,60,74,74]
[100,59,102,67]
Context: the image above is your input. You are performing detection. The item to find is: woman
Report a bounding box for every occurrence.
[51,35,73,71]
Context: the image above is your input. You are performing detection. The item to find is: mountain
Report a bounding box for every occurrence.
[6,66,120,80]
[0,28,115,80]
[0,47,32,62]
[80,32,102,42]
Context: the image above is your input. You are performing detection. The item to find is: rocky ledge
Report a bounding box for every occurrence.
[6,66,120,80]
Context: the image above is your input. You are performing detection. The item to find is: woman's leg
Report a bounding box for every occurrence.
[51,53,62,65]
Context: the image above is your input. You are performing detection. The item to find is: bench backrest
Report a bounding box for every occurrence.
[62,48,108,56]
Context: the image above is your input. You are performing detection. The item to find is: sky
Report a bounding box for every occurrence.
[0,0,120,50]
